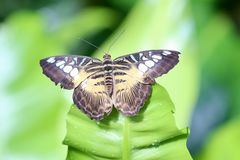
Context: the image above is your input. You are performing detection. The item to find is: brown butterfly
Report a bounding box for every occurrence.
[40,50,180,120]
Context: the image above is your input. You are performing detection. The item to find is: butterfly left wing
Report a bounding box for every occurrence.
[112,50,180,115]
[40,55,102,89]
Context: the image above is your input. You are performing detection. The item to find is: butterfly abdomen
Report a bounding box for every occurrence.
[103,54,114,97]
[104,73,113,97]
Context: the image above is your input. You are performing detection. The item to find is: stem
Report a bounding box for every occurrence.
[122,117,130,160]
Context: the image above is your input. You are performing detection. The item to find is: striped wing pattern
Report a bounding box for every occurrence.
[40,50,179,120]
[112,72,152,116]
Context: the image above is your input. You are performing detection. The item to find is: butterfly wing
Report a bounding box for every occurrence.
[73,72,112,120]
[40,55,102,89]
[114,50,180,84]
[113,50,179,115]
[113,71,151,115]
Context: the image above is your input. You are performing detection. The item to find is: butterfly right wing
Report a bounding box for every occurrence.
[113,50,180,84]
[40,55,102,89]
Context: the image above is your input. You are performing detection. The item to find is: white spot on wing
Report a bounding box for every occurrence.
[145,60,154,68]
[56,61,65,67]
[149,51,152,56]
[69,61,75,65]
[70,68,78,77]
[152,55,162,60]
[59,64,64,69]
[47,57,55,63]
[142,56,148,61]
[73,57,78,62]
[162,50,172,55]
[130,55,138,62]
[63,66,72,73]
[139,53,143,57]
[138,63,148,73]
[153,58,158,63]
[80,58,86,66]
[116,58,124,62]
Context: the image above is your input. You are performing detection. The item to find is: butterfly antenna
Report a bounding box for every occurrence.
[107,29,125,54]
[80,38,106,54]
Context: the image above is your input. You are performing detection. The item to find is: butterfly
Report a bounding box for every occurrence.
[40,50,180,120]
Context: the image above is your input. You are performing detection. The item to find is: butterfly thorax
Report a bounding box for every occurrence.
[103,54,114,97]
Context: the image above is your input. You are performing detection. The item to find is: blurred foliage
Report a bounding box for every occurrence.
[0,0,240,160]
[187,0,240,159]
[198,118,240,160]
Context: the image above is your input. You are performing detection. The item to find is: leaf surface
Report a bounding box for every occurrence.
[64,84,192,160]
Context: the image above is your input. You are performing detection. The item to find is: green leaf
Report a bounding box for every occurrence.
[64,84,192,160]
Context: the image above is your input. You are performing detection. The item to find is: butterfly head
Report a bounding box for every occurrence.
[103,53,111,60]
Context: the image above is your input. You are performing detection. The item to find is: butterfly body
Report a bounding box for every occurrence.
[40,50,180,120]
[102,54,114,97]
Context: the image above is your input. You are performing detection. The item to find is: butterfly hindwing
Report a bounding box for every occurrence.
[40,55,102,89]
[73,72,112,120]
[113,72,152,116]
[114,50,180,83]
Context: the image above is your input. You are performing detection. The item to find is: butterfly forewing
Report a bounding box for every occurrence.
[40,55,102,89]
[114,50,180,83]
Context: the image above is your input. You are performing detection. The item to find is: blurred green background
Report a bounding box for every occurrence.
[0,0,240,159]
